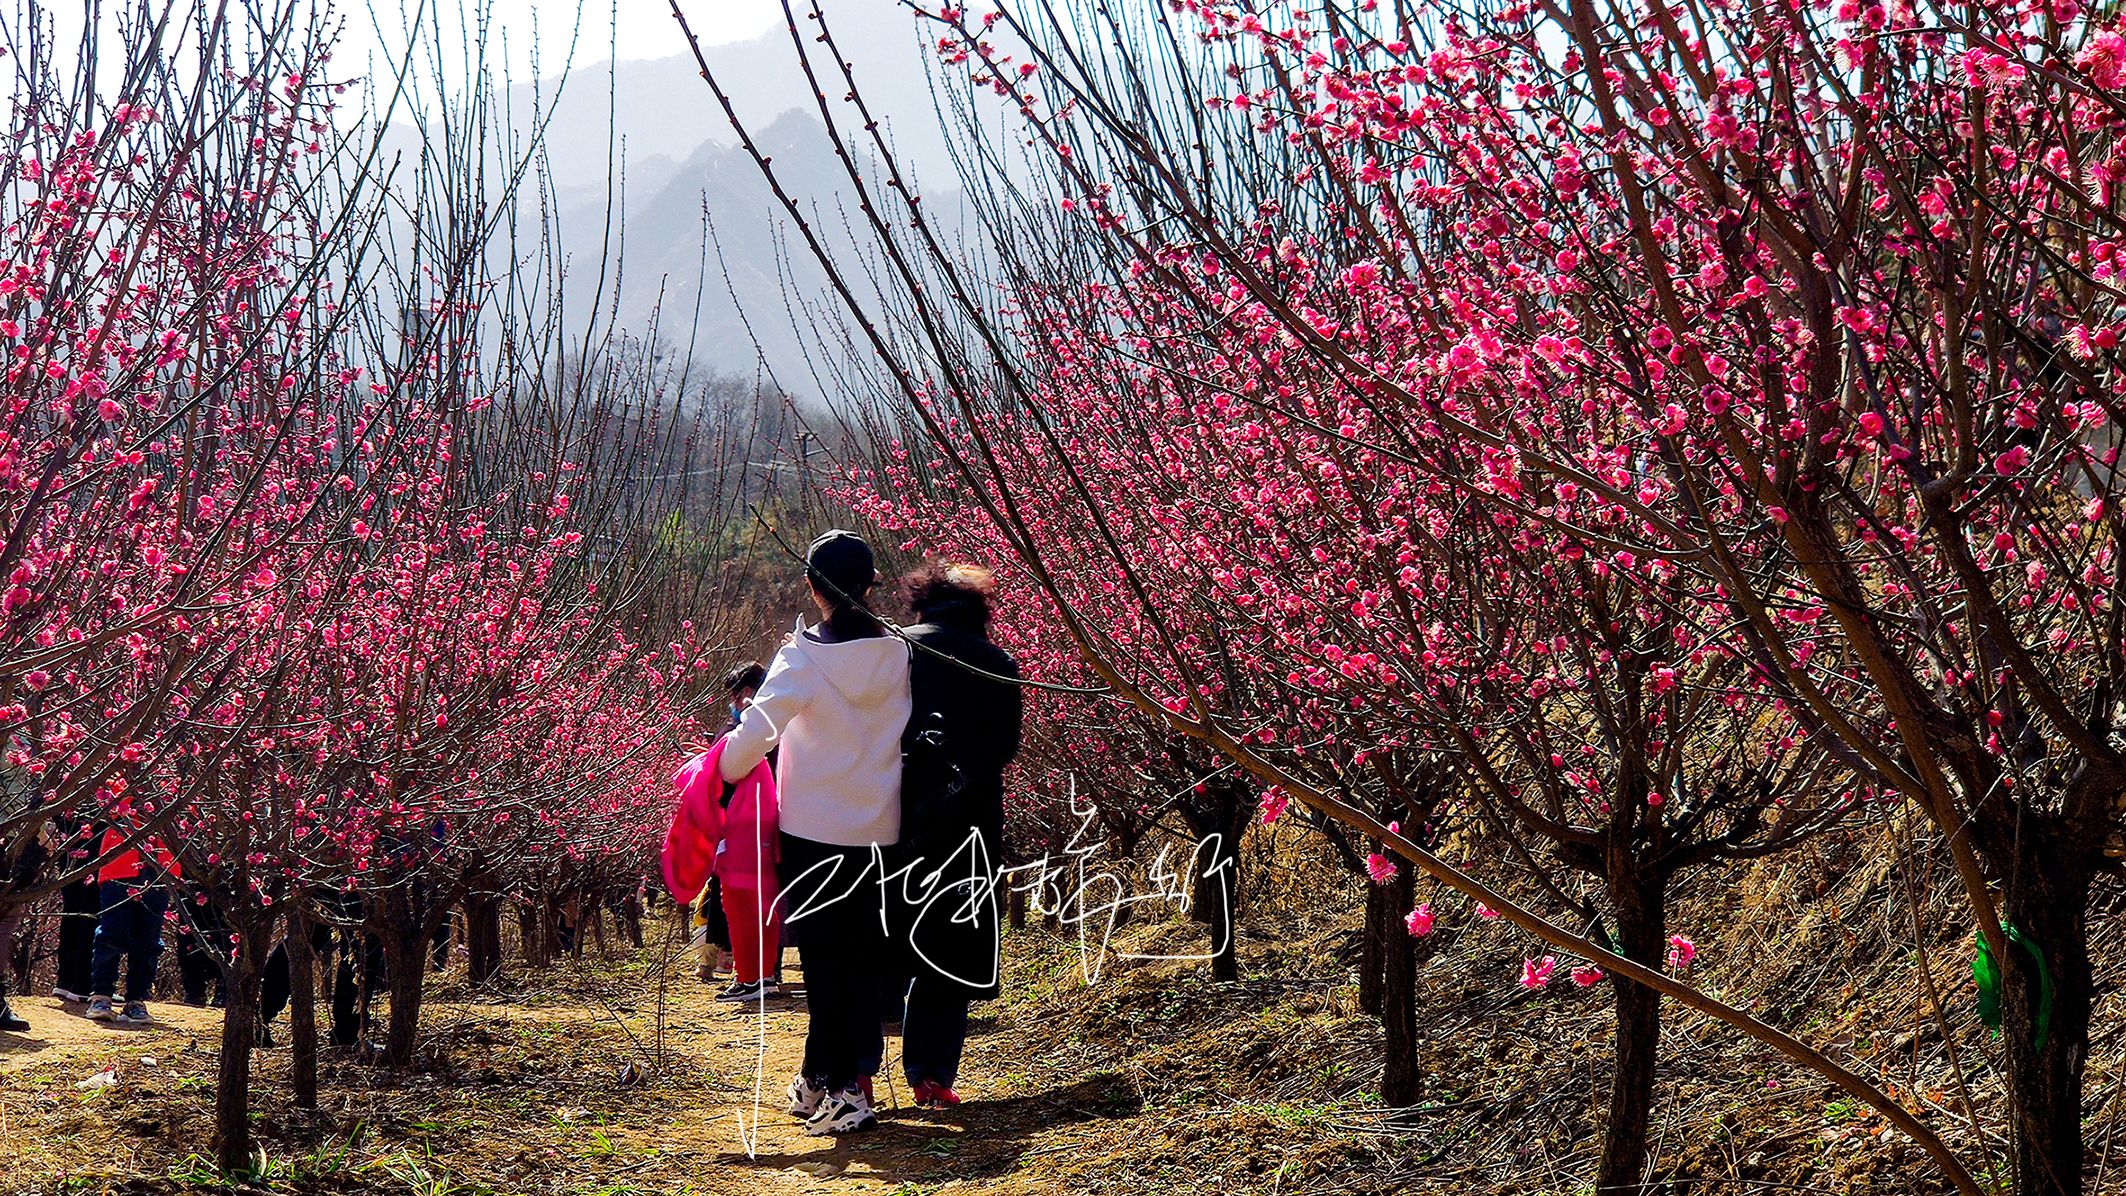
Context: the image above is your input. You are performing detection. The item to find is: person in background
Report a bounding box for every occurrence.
[50,814,101,1005]
[692,663,767,986]
[691,885,728,984]
[176,893,228,1007]
[719,530,910,1136]
[86,817,180,1025]
[890,562,1024,1108]
[0,823,47,1031]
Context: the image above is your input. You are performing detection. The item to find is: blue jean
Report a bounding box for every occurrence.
[90,881,169,1001]
[901,973,971,1088]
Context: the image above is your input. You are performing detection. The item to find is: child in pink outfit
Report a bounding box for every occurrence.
[662,737,782,1000]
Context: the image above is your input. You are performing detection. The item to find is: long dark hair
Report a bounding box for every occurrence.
[813,578,883,641]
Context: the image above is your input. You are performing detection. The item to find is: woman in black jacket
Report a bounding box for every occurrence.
[891,563,1023,1107]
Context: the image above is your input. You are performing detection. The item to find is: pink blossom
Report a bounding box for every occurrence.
[1366,852,1398,883]
[1570,964,1604,987]
[1259,787,1290,824]
[1519,955,1557,988]
[1477,903,1500,919]
[2078,29,2126,88]
[1667,935,1697,968]
[1995,445,2030,475]
[1405,903,1435,936]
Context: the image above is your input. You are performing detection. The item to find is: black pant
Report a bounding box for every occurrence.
[175,897,227,1005]
[56,877,100,996]
[260,941,291,1023]
[901,973,972,1088]
[332,929,384,1047]
[781,834,887,1092]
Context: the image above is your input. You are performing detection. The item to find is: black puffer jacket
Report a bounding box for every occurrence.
[894,600,1023,999]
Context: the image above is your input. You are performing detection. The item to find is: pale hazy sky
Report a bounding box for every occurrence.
[348,0,785,84]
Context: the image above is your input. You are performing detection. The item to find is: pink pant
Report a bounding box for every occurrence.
[721,881,782,985]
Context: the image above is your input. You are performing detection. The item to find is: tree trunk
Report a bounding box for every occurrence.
[1359,863,1390,1016]
[380,914,427,1069]
[213,910,274,1173]
[467,892,502,984]
[288,898,317,1110]
[518,901,540,966]
[620,892,644,948]
[1598,864,1667,1196]
[1008,885,1027,931]
[2002,836,2094,1196]
[1380,864,1421,1106]
[1192,838,1239,982]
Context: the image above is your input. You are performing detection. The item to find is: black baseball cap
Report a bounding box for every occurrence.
[806,529,876,605]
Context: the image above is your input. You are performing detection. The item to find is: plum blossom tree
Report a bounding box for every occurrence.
[664,0,2126,1190]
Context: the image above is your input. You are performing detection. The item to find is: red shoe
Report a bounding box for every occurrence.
[913,1080,961,1107]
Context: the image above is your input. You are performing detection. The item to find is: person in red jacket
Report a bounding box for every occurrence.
[85,821,179,1025]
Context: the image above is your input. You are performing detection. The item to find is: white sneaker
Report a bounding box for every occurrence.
[51,987,86,1004]
[803,1085,877,1136]
[786,1073,829,1119]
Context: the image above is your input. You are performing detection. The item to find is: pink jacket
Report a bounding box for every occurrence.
[660,735,779,902]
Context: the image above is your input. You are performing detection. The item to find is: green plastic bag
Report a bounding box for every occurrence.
[1973,923,2052,1052]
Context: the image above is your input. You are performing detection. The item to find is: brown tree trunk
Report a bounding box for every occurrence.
[620,892,644,948]
[518,900,542,966]
[467,892,502,984]
[1008,885,1027,931]
[1598,864,1667,1196]
[213,909,274,1173]
[288,897,318,1109]
[379,910,427,1069]
[1380,863,1421,1106]
[2001,834,2094,1196]
[1359,861,1390,1016]
[1192,842,1239,982]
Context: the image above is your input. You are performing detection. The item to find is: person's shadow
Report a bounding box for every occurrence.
[715,1071,1142,1183]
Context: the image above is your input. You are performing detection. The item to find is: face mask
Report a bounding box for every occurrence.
[730,704,744,724]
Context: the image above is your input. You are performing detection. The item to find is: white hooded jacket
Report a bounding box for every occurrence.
[719,618,911,848]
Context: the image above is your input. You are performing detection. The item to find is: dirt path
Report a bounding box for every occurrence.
[0,955,1116,1196]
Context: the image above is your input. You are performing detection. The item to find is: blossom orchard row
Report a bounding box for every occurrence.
[724,0,2126,1192]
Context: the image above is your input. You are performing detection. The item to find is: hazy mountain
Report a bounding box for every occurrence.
[515,3,958,196]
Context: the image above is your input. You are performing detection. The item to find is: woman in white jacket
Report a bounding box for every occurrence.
[718,530,909,1135]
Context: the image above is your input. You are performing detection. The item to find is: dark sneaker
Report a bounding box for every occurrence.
[716,979,769,1004]
[803,1085,877,1136]
[786,1073,829,1119]
[121,1002,151,1026]
[85,997,117,1022]
[0,1000,27,1032]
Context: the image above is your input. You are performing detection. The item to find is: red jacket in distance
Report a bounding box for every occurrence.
[96,825,179,885]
